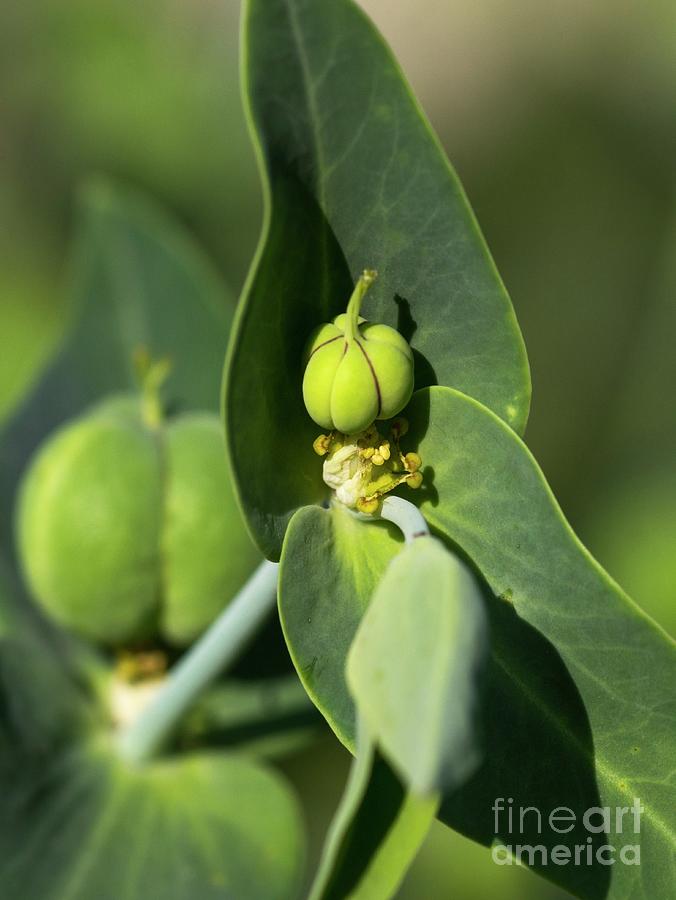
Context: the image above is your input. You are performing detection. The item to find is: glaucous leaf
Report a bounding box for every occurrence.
[279,387,676,898]
[309,722,437,900]
[278,504,401,743]
[0,556,306,900]
[346,536,488,796]
[404,386,676,900]
[224,0,530,559]
[0,742,304,900]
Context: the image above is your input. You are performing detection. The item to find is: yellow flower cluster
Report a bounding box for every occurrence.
[313,418,422,514]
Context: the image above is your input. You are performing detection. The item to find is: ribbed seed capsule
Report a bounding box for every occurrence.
[15,395,260,647]
[302,270,414,434]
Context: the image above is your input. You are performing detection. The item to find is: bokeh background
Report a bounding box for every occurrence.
[1,1,674,897]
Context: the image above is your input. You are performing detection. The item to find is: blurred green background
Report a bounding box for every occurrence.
[1,1,673,897]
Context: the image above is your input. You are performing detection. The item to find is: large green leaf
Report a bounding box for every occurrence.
[0,179,233,547]
[279,504,400,743]
[0,742,304,900]
[279,389,676,898]
[0,559,305,900]
[280,492,612,900]
[346,536,487,796]
[409,387,676,898]
[309,723,437,900]
[224,0,530,560]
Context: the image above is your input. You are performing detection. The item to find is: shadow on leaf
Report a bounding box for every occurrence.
[441,593,611,900]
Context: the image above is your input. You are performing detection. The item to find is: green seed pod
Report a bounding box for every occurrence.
[302,270,414,434]
[16,400,163,644]
[161,413,260,645]
[16,396,260,647]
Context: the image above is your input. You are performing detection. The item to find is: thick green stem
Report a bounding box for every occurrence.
[380,495,429,543]
[117,560,279,765]
[344,269,378,341]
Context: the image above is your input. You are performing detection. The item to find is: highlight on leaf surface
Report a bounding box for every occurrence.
[347,535,488,797]
[224,0,532,560]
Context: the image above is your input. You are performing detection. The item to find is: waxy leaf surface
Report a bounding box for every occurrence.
[0,561,305,900]
[279,503,400,742]
[406,386,676,899]
[225,0,530,559]
[309,723,437,900]
[0,744,304,900]
[280,387,676,899]
[347,535,488,796]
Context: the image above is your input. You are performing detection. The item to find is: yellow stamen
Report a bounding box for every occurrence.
[357,496,380,515]
[313,434,332,456]
[404,452,421,472]
[406,471,423,489]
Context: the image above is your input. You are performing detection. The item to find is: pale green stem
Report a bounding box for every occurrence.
[344,269,378,341]
[117,560,279,765]
[380,495,429,544]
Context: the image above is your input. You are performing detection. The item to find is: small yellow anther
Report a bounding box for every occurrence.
[315,420,421,509]
[313,434,332,456]
[406,471,423,489]
[357,496,380,514]
[404,452,421,472]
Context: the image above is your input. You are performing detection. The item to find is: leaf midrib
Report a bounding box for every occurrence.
[281,0,327,204]
[279,0,335,312]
